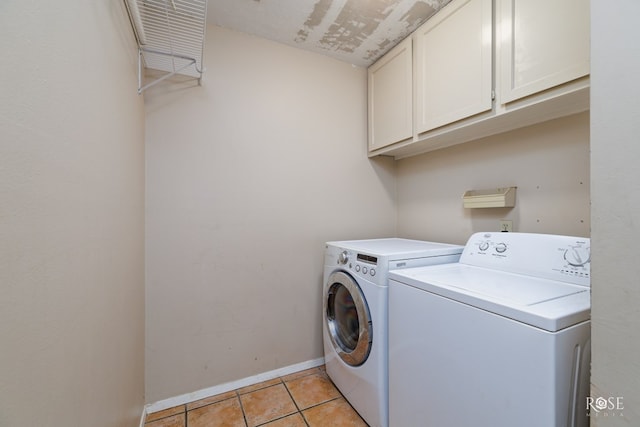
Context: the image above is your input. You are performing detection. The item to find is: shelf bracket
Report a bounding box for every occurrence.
[137,47,202,94]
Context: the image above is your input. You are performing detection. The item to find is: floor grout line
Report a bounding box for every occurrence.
[236,390,249,427]
[238,378,284,396]
[280,378,310,427]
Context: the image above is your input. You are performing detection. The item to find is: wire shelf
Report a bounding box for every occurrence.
[125,0,207,93]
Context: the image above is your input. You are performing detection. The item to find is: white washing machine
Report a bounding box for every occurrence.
[323,238,463,427]
[389,232,591,427]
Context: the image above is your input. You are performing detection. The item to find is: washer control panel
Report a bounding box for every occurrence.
[473,237,512,257]
[461,232,591,287]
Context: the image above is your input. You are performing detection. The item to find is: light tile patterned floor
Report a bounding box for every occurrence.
[145,366,369,427]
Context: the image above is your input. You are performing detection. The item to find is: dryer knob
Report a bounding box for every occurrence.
[338,251,349,265]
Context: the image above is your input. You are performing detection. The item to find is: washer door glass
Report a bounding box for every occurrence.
[325,271,372,366]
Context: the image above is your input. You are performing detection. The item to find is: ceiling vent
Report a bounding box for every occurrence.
[124,0,208,94]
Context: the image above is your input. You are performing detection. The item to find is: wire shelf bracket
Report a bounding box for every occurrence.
[137,47,201,94]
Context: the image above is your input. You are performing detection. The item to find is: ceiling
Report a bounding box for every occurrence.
[206,0,452,68]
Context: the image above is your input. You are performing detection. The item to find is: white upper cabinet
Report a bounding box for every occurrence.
[367,0,590,158]
[415,0,493,133]
[498,0,590,103]
[368,37,413,151]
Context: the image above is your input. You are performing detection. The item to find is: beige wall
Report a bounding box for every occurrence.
[396,112,590,244]
[144,25,396,403]
[0,1,145,426]
[591,2,640,424]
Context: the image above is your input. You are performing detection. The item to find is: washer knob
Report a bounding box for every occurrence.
[495,243,507,253]
[479,241,490,251]
[338,251,349,265]
[564,247,590,267]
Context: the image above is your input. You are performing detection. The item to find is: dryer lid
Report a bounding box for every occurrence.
[326,238,463,259]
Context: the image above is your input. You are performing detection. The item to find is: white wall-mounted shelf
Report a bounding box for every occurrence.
[463,187,516,208]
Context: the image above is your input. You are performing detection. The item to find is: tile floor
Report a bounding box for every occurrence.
[145,366,369,427]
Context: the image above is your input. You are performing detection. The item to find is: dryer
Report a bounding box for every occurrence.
[388,232,591,427]
[323,238,463,427]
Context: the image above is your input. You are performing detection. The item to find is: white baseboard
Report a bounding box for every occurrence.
[145,357,325,415]
[138,406,147,427]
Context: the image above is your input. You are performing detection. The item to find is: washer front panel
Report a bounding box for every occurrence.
[389,277,590,427]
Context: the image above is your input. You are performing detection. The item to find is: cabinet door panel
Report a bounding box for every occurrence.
[500,0,590,103]
[368,37,413,151]
[415,0,493,134]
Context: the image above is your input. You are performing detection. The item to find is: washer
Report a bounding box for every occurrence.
[389,232,591,427]
[323,238,463,427]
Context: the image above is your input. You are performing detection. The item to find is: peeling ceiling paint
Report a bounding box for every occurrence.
[207,0,452,67]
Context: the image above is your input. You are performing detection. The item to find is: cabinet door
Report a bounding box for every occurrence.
[368,37,413,151]
[415,0,493,134]
[499,0,590,103]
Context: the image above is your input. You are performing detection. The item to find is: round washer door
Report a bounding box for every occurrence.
[325,271,372,366]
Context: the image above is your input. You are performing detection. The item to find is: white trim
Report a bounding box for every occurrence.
[138,406,146,427]
[145,357,325,415]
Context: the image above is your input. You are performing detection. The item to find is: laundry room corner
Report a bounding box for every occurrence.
[143,24,397,403]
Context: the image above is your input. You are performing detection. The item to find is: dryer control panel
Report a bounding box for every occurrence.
[461,232,590,287]
[325,239,464,286]
[325,246,382,284]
